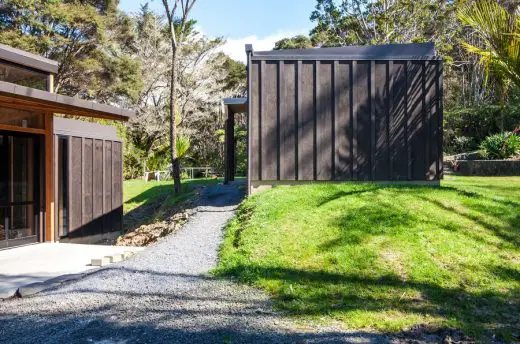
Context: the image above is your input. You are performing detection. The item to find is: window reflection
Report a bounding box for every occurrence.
[0,106,45,129]
[0,61,48,91]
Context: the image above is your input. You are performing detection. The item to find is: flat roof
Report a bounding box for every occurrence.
[223,97,247,114]
[54,117,121,141]
[223,97,247,105]
[251,43,438,60]
[0,43,59,74]
[0,80,134,121]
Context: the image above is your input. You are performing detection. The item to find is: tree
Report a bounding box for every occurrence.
[215,53,247,95]
[309,0,458,54]
[274,35,313,50]
[124,5,170,179]
[0,0,142,104]
[126,6,238,181]
[306,0,504,109]
[457,0,520,102]
[160,0,197,194]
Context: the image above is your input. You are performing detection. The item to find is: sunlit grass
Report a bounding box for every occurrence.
[214,176,520,341]
[123,178,222,230]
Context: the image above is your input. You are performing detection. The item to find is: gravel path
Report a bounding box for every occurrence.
[0,184,390,344]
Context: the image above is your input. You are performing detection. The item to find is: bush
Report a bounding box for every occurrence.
[444,105,520,154]
[480,132,520,160]
[447,136,476,155]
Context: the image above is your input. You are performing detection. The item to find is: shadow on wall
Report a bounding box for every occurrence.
[251,59,441,183]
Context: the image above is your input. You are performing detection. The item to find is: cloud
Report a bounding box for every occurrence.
[217,29,310,63]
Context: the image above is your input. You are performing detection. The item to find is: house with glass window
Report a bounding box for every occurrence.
[0,43,133,248]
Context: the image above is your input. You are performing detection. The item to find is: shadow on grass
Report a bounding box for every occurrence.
[123,179,222,232]
[413,189,520,248]
[215,263,519,340]
[0,267,391,344]
[216,182,520,340]
[1,265,500,343]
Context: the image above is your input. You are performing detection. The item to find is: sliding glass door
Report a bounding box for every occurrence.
[0,133,40,248]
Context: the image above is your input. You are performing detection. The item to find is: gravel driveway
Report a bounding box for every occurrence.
[0,184,390,344]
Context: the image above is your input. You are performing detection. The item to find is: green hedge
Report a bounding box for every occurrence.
[444,105,520,154]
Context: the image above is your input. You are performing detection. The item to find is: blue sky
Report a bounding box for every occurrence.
[118,0,316,62]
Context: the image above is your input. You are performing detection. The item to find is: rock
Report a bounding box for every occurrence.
[116,211,192,247]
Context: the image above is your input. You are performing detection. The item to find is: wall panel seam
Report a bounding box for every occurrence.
[332,60,338,180]
[370,60,376,180]
[352,61,358,180]
[259,60,265,180]
[405,61,411,180]
[313,61,319,181]
[295,60,301,180]
[423,62,429,179]
[277,61,282,180]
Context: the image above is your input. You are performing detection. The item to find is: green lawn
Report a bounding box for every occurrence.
[214,176,520,341]
[123,178,222,231]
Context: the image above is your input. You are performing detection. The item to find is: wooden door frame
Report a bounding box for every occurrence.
[44,112,54,242]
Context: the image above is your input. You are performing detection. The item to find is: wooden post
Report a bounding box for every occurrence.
[230,112,235,182]
[44,113,54,242]
[224,108,235,184]
[47,74,54,93]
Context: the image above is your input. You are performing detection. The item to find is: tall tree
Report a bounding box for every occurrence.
[309,0,458,54]
[126,7,237,180]
[0,0,141,104]
[160,0,197,194]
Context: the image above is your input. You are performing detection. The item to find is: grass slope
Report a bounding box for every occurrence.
[214,176,520,340]
[123,178,221,231]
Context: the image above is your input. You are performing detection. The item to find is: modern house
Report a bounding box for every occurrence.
[0,43,133,248]
[224,43,443,194]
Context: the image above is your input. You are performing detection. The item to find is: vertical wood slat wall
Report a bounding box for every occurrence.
[55,136,123,238]
[249,58,443,182]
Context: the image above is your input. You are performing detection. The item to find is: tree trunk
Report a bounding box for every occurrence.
[170,49,182,194]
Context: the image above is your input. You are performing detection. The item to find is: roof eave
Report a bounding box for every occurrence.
[0,81,134,121]
[0,43,59,74]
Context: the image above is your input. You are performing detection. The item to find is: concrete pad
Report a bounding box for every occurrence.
[0,243,144,299]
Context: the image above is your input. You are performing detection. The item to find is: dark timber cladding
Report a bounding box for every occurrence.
[248,43,443,182]
[54,117,123,239]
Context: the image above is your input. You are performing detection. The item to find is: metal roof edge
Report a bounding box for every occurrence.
[251,43,438,60]
[53,116,121,141]
[223,97,248,105]
[0,43,59,74]
[250,55,442,61]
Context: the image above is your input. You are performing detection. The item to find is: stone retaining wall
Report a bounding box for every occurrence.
[450,160,520,176]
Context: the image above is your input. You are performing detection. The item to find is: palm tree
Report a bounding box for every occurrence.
[175,135,191,161]
[457,1,520,101]
[458,0,519,130]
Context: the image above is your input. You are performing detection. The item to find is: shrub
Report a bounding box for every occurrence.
[480,132,520,159]
[444,105,520,154]
[447,136,476,155]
